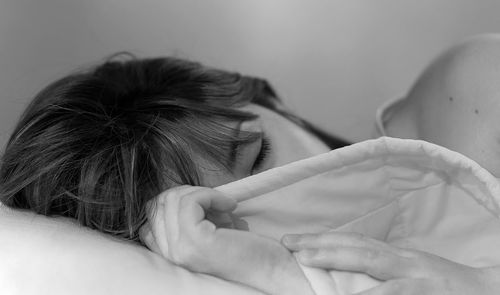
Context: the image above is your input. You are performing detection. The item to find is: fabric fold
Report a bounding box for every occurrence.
[217,137,500,294]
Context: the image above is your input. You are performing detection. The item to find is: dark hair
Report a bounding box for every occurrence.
[0,55,349,241]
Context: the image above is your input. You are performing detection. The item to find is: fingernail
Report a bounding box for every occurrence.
[297,249,317,263]
[282,234,301,247]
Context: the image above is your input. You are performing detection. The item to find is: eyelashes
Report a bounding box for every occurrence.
[252,135,271,173]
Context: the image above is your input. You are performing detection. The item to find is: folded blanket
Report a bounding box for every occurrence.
[217,137,500,295]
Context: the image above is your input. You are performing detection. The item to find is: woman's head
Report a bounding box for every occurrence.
[0,55,344,241]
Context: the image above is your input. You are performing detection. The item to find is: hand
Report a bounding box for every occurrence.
[282,231,500,294]
[139,185,314,295]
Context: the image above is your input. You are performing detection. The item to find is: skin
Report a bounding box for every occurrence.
[385,34,500,177]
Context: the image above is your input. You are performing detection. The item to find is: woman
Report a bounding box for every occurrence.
[0,54,347,294]
[2,35,500,294]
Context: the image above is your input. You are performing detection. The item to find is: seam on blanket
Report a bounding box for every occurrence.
[392,193,411,248]
[329,141,401,238]
[329,199,399,234]
[380,140,411,245]
[382,140,396,233]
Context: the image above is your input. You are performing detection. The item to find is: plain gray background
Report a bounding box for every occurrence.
[2,0,500,148]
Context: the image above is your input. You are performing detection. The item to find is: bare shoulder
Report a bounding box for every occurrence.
[387,34,500,177]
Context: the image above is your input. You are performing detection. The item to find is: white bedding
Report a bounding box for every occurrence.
[2,137,500,294]
[218,136,500,294]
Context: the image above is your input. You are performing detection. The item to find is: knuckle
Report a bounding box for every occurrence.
[156,191,170,203]
[157,186,184,202]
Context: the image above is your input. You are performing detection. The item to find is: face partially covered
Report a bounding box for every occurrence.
[198,104,331,187]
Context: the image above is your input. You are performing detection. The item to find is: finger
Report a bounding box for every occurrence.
[282,232,391,251]
[179,189,237,227]
[183,188,237,213]
[282,232,396,254]
[148,187,196,256]
[353,279,427,295]
[296,247,413,280]
[145,186,207,259]
[153,185,205,242]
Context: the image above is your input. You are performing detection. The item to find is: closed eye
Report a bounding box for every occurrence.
[251,135,271,174]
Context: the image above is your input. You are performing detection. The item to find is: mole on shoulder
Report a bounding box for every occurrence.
[449,97,454,102]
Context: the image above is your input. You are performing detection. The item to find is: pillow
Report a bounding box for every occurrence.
[0,205,262,295]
